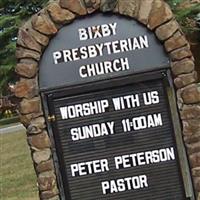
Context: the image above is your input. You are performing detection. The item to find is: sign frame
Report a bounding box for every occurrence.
[41,69,195,200]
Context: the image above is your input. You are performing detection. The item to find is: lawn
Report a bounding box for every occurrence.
[0,130,39,200]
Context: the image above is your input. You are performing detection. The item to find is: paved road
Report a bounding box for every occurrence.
[0,123,25,134]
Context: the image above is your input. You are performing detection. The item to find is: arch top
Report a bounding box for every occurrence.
[15,0,182,92]
[14,0,195,104]
[39,13,169,90]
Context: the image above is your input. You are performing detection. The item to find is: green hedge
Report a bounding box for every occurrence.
[0,116,20,126]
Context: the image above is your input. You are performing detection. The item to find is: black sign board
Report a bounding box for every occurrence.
[47,73,187,200]
[39,14,169,91]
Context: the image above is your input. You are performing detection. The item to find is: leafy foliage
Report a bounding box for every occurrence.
[176,4,200,32]
[166,0,200,32]
[0,0,48,95]
[167,0,183,8]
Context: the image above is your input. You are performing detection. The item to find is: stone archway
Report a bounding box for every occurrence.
[13,0,200,199]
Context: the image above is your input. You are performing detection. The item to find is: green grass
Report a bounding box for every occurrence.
[0,131,38,200]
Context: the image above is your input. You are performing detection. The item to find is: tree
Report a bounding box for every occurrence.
[166,0,200,32]
[0,0,48,95]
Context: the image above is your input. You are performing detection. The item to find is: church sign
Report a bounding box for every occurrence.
[46,74,186,199]
[39,14,169,90]
[14,1,200,200]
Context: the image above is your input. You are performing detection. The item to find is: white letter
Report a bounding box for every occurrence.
[101,100,109,112]
[88,46,97,58]
[107,121,115,134]
[70,128,79,141]
[115,156,123,169]
[167,147,175,160]
[71,164,79,177]
[95,43,104,56]
[154,113,163,126]
[101,24,111,37]
[63,50,72,62]
[102,181,110,194]
[109,22,117,35]
[79,28,88,41]
[112,97,121,110]
[79,66,87,78]
[53,51,62,64]
[139,175,148,188]
[60,107,68,119]
[139,35,149,48]
[152,91,159,104]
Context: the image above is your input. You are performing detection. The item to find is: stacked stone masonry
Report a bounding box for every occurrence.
[14,0,200,199]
